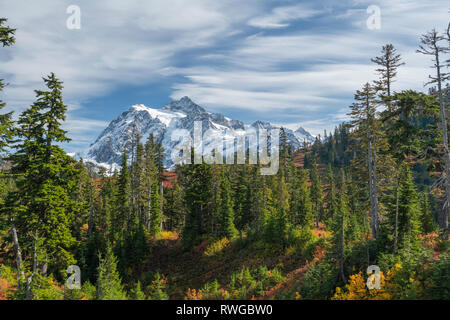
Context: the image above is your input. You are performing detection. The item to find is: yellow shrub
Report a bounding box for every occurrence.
[204,238,230,256]
[156,231,178,240]
[332,265,402,300]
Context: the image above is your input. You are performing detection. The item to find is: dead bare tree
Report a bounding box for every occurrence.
[417,29,450,238]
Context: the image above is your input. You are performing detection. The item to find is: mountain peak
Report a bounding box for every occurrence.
[251,120,273,129]
[294,126,315,141]
[128,104,149,112]
[84,98,315,170]
[179,96,193,103]
[162,96,206,114]
[295,126,314,137]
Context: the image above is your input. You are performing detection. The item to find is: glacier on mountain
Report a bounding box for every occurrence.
[80,96,315,171]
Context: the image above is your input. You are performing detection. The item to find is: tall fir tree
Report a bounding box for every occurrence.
[324,164,337,222]
[348,82,381,239]
[72,159,95,241]
[5,73,79,279]
[163,178,185,232]
[331,169,350,283]
[310,161,323,228]
[371,44,404,112]
[147,272,169,300]
[180,162,214,248]
[114,151,131,240]
[130,281,146,300]
[0,18,15,154]
[233,165,252,238]
[149,179,162,236]
[293,169,313,228]
[417,29,450,238]
[385,165,421,252]
[97,246,127,300]
[420,190,435,234]
[144,134,158,231]
[218,168,237,239]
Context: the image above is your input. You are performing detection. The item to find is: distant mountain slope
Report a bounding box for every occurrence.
[81,96,315,170]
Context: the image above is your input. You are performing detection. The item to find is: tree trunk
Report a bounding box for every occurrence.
[339,210,345,283]
[160,182,164,231]
[26,237,37,300]
[368,138,377,239]
[435,49,449,239]
[365,214,370,267]
[315,209,320,228]
[87,187,95,237]
[41,262,48,277]
[393,179,399,254]
[11,222,24,288]
[372,137,380,238]
[147,184,152,230]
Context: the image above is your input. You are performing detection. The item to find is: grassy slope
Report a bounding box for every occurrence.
[141,227,328,300]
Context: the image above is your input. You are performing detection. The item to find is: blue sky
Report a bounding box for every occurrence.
[0,0,449,153]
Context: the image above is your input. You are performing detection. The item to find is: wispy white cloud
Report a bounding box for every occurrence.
[0,0,448,153]
[168,64,373,112]
[169,0,449,135]
[0,0,263,152]
[248,4,322,29]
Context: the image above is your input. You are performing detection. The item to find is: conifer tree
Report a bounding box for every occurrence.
[249,166,267,234]
[121,230,147,283]
[417,29,450,238]
[386,91,439,160]
[79,230,107,283]
[98,167,116,244]
[346,173,365,241]
[218,168,237,238]
[0,80,13,155]
[114,151,131,239]
[371,44,404,112]
[147,272,169,300]
[5,73,78,276]
[386,165,421,252]
[130,281,146,300]
[279,128,291,174]
[310,161,323,228]
[420,190,435,234]
[0,17,22,288]
[142,136,164,237]
[324,164,337,222]
[164,178,185,232]
[131,134,146,223]
[180,162,214,248]
[294,169,313,228]
[0,18,15,154]
[331,169,350,283]
[265,173,290,246]
[348,83,381,239]
[149,181,162,236]
[233,165,252,238]
[72,160,95,240]
[144,134,158,230]
[97,246,127,300]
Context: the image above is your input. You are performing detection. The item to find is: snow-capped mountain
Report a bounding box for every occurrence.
[81,96,315,170]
